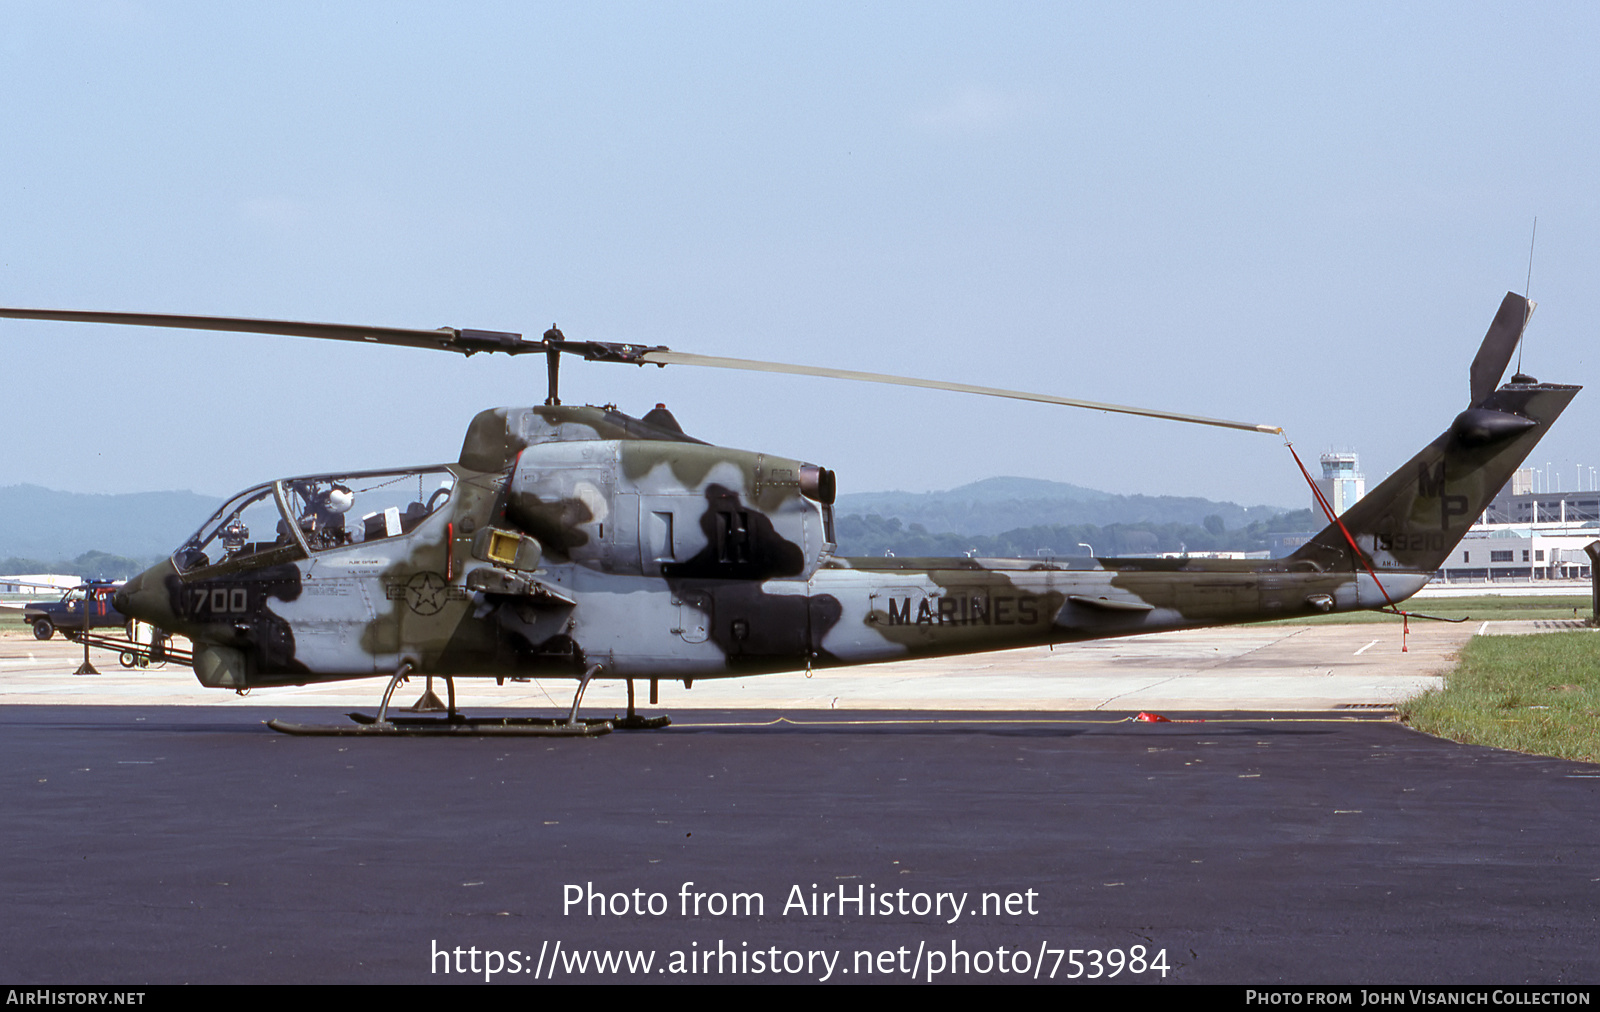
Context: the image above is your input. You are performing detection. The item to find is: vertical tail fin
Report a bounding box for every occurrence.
[1291,293,1578,576]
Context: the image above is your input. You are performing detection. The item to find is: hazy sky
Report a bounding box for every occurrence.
[2,2,1596,509]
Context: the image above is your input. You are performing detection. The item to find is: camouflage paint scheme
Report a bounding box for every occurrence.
[112,304,1579,699]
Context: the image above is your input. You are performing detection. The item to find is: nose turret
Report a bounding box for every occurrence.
[113,557,181,632]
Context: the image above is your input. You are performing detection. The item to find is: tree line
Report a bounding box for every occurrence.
[834,509,1319,558]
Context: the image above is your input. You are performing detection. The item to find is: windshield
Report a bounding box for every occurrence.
[175,483,300,574]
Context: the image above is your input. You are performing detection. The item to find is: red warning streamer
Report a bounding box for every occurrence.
[1284,439,1408,652]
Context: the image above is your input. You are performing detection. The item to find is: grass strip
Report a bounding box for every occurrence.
[1272,596,1592,625]
[1402,631,1600,764]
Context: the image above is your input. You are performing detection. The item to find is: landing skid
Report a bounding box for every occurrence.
[267,714,614,737]
[264,668,671,737]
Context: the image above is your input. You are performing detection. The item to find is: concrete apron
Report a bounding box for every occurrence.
[9,621,1582,711]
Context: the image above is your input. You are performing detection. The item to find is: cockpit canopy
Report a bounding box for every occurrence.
[175,466,456,575]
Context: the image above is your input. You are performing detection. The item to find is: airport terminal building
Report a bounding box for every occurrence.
[1437,529,1594,583]
[1435,470,1597,583]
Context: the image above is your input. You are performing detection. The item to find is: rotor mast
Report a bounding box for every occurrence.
[544,327,564,406]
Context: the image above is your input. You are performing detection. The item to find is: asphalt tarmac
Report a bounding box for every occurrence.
[1,625,1596,985]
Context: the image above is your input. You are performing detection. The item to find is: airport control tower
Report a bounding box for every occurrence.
[1314,451,1365,517]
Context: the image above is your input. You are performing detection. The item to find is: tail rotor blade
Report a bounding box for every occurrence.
[1469,292,1533,407]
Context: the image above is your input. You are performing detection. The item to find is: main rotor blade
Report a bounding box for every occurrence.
[0,306,1280,432]
[0,308,534,356]
[1469,292,1533,407]
[641,350,1282,435]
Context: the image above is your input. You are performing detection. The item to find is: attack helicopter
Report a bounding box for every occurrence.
[0,293,1577,736]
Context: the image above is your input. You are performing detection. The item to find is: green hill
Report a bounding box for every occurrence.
[0,485,222,573]
[835,476,1294,537]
